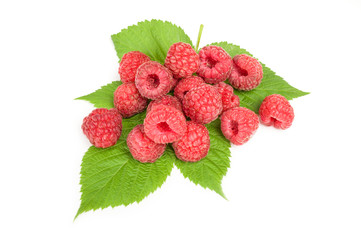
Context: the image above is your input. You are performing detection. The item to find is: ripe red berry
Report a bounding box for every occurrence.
[82,108,122,148]
[221,107,259,145]
[170,77,178,91]
[127,124,166,163]
[146,95,182,114]
[196,46,232,84]
[165,42,200,79]
[259,94,294,129]
[118,51,150,83]
[183,84,223,124]
[214,82,240,112]
[113,82,148,118]
[174,76,204,102]
[229,54,263,91]
[144,105,187,144]
[135,61,174,100]
[172,122,210,162]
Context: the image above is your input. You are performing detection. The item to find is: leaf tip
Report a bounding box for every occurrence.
[73,209,81,221]
[74,96,83,101]
[303,91,311,96]
[215,188,228,200]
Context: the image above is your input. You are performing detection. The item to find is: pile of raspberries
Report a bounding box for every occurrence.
[82,43,295,163]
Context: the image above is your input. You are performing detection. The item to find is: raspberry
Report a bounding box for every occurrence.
[259,94,294,129]
[172,122,210,162]
[82,108,122,148]
[196,46,232,84]
[144,105,186,144]
[214,82,240,112]
[127,124,166,163]
[183,84,223,124]
[164,42,200,79]
[146,95,182,114]
[118,51,150,83]
[173,76,204,102]
[221,107,259,145]
[114,82,148,118]
[229,54,263,91]
[135,61,174,100]
[170,77,178,90]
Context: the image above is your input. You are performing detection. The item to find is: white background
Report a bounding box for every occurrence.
[0,0,360,239]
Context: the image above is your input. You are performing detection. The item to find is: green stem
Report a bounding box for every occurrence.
[196,24,204,52]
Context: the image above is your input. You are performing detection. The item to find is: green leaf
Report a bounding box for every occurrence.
[111,20,194,64]
[76,23,310,217]
[175,119,231,199]
[75,111,176,219]
[75,81,121,109]
[211,42,309,113]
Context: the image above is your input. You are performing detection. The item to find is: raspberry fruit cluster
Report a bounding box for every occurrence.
[81,43,296,163]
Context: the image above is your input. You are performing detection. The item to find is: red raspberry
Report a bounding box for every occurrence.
[113,82,148,118]
[135,61,174,100]
[229,54,263,91]
[118,51,150,83]
[170,77,178,91]
[164,42,200,79]
[259,94,294,129]
[174,76,204,102]
[144,105,186,144]
[127,124,166,163]
[196,46,232,84]
[146,95,182,114]
[172,121,210,162]
[82,108,122,148]
[183,84,223,124]
[214,82,240,112]
[221,107,259,145]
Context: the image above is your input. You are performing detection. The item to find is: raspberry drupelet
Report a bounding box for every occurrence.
[82,108,122,148]
[229,54,263,91]
[165,42,200,79]
[221,107,259,145]
[174,76,204,102]
[259,94,294,129]
[113,82,148,118]
[144,105,187,144]
[196,46,232,84]
[127,124,166,163]
[146,95,182,114]
[182,84,223,124]
[214,82,240,112]
[135,61,174,100]
[172,121,210,162]
[118,51,150,83]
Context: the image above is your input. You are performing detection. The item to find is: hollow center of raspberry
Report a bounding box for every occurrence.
[235,65,248,76]
[157,122,173,133]
[206,57,218,68]
[270,117,278,125]
[147,74,160,88]
[230,120,239,135]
